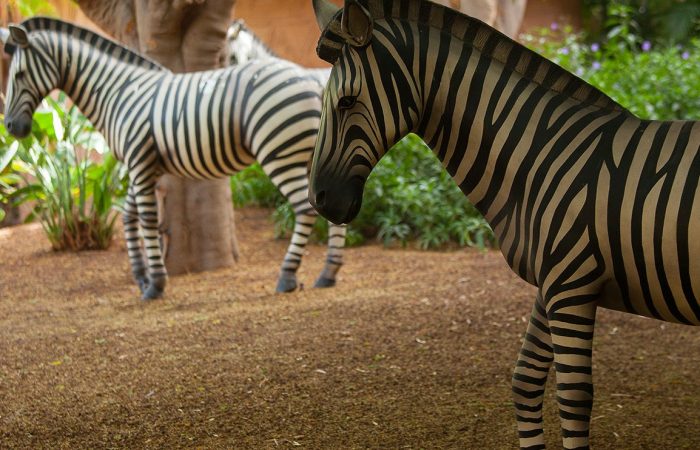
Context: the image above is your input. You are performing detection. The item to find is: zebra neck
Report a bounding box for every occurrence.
[56,36,163,130]
[418,48,624,240]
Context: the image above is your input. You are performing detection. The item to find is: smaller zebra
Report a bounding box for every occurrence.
[226,19,332,86]
[1,17,346,300]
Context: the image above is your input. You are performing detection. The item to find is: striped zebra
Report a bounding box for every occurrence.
[226,19,332,85]
[1,17,346,300]
[309,0,700,448]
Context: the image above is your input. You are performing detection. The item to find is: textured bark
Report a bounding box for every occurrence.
[432,0,527,38]
[75,0,239,275]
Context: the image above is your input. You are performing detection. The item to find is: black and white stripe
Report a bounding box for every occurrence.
[2,16,345,299]
[226,19,332,86]
[309,1,700,448]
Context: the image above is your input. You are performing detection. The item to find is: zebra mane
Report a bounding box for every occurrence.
[229,19,278,58]
[317,0,625,113]
[20,16,166,72]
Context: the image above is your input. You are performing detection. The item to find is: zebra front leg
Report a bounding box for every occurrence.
[512,294,553,449]
[547,294,598,450]
[276,212,316,292]
[123,186,148,293]
[134,180,168,300]
[314,223,346,288]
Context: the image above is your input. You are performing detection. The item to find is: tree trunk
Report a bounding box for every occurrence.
[75,0,239,275]
[432,0,527,38]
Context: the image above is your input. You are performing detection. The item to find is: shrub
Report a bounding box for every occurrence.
[0,96,127,250]
[522,26,700,120]
[231,135,495,250]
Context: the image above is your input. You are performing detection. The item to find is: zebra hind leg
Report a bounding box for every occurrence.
[276,212,316,293]
[512,294,553,449]
[314,222,346,288]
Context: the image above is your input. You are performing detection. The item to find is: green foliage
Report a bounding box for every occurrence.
[583,0,700,44]
[0,95,128,250]
[350,135,495,249]
[522,27,700,120]
[230,164,284,208]
[7,0,57,17]
[231,135,496,250]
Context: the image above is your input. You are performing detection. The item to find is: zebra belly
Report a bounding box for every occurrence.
[595,143,700,325]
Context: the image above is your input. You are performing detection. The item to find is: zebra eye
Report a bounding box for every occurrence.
[338,95,357,110]
[15,71,25,80]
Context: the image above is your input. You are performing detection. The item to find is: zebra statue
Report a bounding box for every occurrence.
[0,17,346,300]
[309,0,700,448]
[226,19,331,85]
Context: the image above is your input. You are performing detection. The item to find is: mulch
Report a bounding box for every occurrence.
[1,207,700,449]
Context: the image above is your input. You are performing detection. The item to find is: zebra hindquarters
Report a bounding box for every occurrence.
[512,295,553,449]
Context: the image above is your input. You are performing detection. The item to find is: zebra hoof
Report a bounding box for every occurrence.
[136,277,149,294]
[314,276,336,288]
[141,284,164,301]
[276,276,298,293]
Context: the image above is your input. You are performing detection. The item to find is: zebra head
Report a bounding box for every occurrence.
[309,0,420,224]
[2,24,59,138]
[226,19,275,65]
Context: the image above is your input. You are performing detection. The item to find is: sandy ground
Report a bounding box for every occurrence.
[1,207,700,449]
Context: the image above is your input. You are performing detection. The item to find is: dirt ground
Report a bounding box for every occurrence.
[2,207,700,449]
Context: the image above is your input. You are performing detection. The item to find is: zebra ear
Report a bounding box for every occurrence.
[9,25,29,49]
[313,0,341,31]
[341,0,372,47]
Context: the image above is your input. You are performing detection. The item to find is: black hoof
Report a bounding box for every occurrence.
[141,283,164,301]
[136,277,148,294]
[276,275,298,293]
[314,276,336,288]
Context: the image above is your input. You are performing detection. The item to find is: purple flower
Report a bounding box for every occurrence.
[590,42,600,52]
[550,21,559,31]
[592,61,601,70]
[641,40,652,52]
[559,47,570,55]
[682,51,690,60]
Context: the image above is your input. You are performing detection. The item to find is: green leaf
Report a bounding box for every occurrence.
[0,141,20,173]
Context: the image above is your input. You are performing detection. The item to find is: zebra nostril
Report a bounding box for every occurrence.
[315,190,326,207]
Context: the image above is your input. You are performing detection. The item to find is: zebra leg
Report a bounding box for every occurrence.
[134,180,168,300]
[547,295,598,450]
[123,186,148,293]
[314,223,346,288]
[276,211,316,293]
[512,294,553,450]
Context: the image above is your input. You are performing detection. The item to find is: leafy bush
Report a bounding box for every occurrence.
[230,164,284,208]
[350,135,495,249]
[522,25,700,120]
[582,0,700,45]
[231,135,495,250]
[0,96,127,250]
